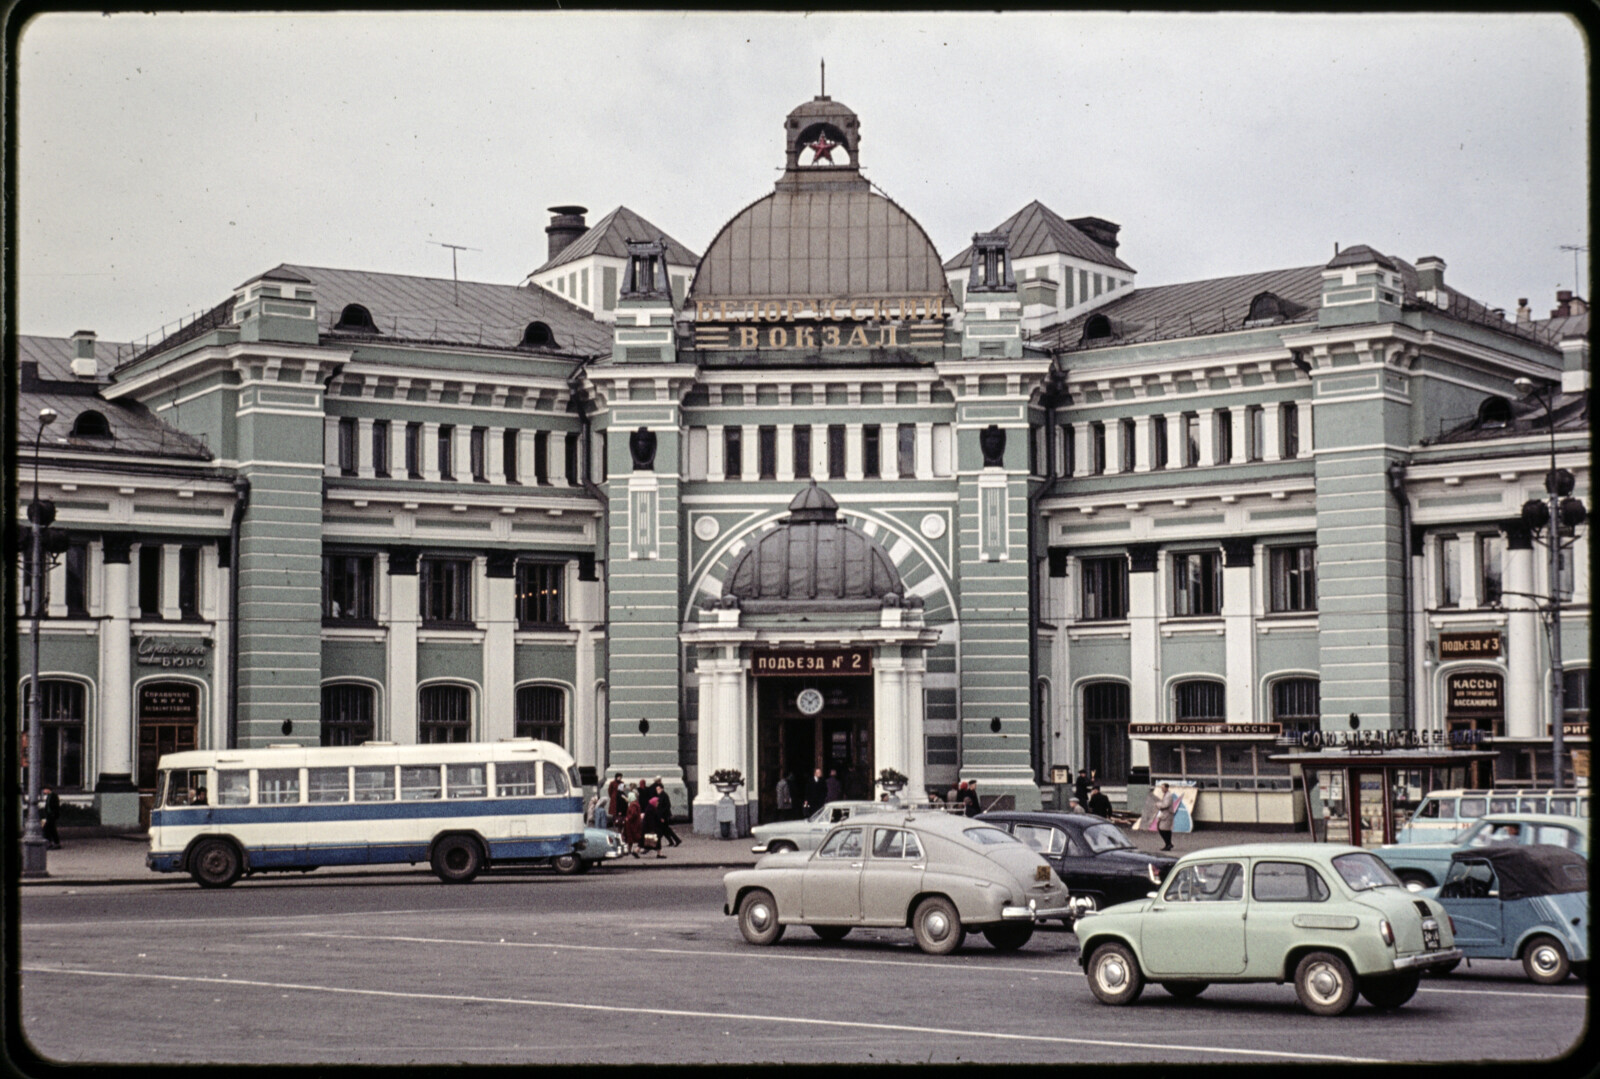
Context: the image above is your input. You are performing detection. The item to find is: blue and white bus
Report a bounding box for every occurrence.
[146,739,584,887]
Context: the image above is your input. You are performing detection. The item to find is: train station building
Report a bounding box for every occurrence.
[15,93,1589,831]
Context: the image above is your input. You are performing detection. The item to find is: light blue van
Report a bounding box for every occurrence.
[1394,788,1588,845]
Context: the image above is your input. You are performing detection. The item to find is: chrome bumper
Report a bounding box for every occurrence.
[750,843,770,854]
[1001,900,1074,922]
[1392,947,1465,971]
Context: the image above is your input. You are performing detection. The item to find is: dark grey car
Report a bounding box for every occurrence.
[979,811,1177,919]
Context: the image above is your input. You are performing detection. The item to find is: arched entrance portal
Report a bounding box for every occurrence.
[684,484,940,834]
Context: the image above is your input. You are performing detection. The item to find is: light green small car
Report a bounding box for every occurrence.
[1076,843,1462,1015]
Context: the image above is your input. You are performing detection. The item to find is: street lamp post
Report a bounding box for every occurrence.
[1513,377,1586,788]
[23,407,58,878]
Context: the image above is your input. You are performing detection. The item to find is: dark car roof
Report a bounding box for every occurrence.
[1449,844,1588,900]
[978,811,1109,829]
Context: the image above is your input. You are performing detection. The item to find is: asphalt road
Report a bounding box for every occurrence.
[16,865,1590,1066]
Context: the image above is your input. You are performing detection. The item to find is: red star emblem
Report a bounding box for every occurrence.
[807,133,838,164]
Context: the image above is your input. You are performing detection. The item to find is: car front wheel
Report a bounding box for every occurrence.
[766,841,798,854]
[912,896,965,955]
[981,923,1034,952]
[1359,970,1421,1010]
[1294,951,1358,1016]
[1086,942,1144,1006]
[738,889,785,946]
[1522,935,1571,984]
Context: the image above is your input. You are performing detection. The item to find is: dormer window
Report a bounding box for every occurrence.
[334,304,378,333]
[1477,396,1513,429]
[70,410,112,438]
[521,322,556,348]
[1082,314,1113,342]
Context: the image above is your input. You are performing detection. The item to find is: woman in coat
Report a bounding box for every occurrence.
[620,799,645,857]
[641,797,667,859]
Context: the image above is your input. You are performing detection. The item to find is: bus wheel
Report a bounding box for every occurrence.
[431,836,484,884]
[191,839,242,889]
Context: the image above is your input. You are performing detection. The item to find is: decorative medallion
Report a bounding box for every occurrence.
[919,513,946,540]
[797,687,825,716]
[694,515,721,541]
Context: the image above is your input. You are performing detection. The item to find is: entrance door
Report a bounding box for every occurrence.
[756,677,874,823]
[136,682,200,791]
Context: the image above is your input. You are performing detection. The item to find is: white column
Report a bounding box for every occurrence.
[1412,544,1431,733]
[47,556,68,618]
[486,426,506,483]
[1297,401,1314,457]
[387,565,418,743]
[741,425,758,480]
[1460,536,1482,611]
[421,423,441,481]
[777,424,795,482]
[1128,562,1159,769]
[1196,408,1216,467]
[813,428,830,479]
[692,656,719,817]
[100,558,133,776]
[483,570,516,740]
[199,545,221,621]
[1262,405,1283,462]
[1223,557,1255,724]
[160,545,182,620]
[323,416,341,477]
[454,426,472,481]
[357,418,375,478]
[845,423,864,480]
[707,427,725,478]
[1230,409,1248,466]
[391,423,408,477]
[905,652,928,797]
[516,429,537,485]
[212,555,229,749]
[1503,543,1540,739]
[1073,424,1090,477]
[915,422,934,479]
[874,650,908,795]
[1133,415,1152,473]
[571,567,599,772]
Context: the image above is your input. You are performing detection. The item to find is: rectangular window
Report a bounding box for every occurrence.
[1479,534,1503,607]
[470,426,487,481]
[178,546,200,618]
[534,431,550,484]
[758,426,777,479]
[1172,551,1223,616]
[257,768,300,805]
[322,554,375,621]
[308,767,351,804]
[1182,413,1199,467]
[1090,422,1106,475]
[1080,556,1129,621]
[1246,406,1264,462]
[862,425,881,478]
[496,761,539,797]
[1215,409,1233,464]
[1269,545,1317,612]
[406,422,422,478]
[898,424,916,478]
[1059,424,1075,475]
[1028,423,1041,476]
[503,429,519,483]
[724,427,742,479]
[64,540,89,616]
[337,417,357,475]
[400,765,442,800]
[1175,681,1226,720]
[516,562,564,626]
[828,425,846,479]
[1281,402,1300,459]
[138,544,161,618]
[1120,418,1137,472]
[564,432,579,485]
[437,424,455,480]
[446,763,488,799]
[1152,416,1169,470]
[793,425,812,479]
[420,557,472,623]
[1439,536,1461,608]
[373,420,390,477]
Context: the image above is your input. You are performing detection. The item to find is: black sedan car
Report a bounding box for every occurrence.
[977,811,1177,921]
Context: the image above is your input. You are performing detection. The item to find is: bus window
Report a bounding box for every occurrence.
[217,770,250,805]
[496,761,537,797]
[354,766,395,802]
[541,760,569,796]
[1458,797,1486,818]
[400,765,441,801]
[447,763,488,799]
[308,767,351,803]
[1519,797,1546,814]
[155,770,171,808]
[258,768,301,805]
[1489,796,1515,814]
[1549,796,1575,815]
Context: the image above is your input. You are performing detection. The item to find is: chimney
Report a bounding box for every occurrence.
[1415,256,1446,292]
[1516,298,1532,323]
[1067,216,1121,254]
[70,330,97,379]
[545,205,589,262]
[1552,289,1574,317]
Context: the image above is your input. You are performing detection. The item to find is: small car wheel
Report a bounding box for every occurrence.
[912,896,966,955]
[551,853,589,875]
[1359,970,1421,1010]
[738,889,786,946]
[1086,942,1145,1006]
[811,925,851,942]
[1160,982,1207,1001]
[1522,935,1571,984]
[1397,871,1433,892]
[1294,951,1358,1016]
[767,841,798,854]
[981,923,1034,952]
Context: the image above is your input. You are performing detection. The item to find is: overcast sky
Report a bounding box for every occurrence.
[13,11,1588,345]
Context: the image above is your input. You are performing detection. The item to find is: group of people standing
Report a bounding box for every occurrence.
[589,774,682,858]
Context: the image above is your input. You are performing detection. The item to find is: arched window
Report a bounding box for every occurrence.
[21,679,86,789]
[520,321,556,348]
[1476,396,1513,428]
[1271,678,1320,739]
[1082,681,1130,785]
[70,410,112,438]
[1082,313,1113,342]
[321,683,375,746]
[418,684,472,743]
[1174,680,1225,721]
[334,304,378,332]
[516,685,566,745]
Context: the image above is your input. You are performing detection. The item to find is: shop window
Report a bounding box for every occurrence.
[138,545,162,618]
[827,425,846,479]
[515,685,565,745]
[1082,681,1130,785]
[1175,680,1226,721]
[418,684,471,743]
[1172,551,1222,616]
[1439,536,1462,608]
[1079,556,1129,621]
[516,562,564,627]
[21,679,86,790]
[724,427,742,480]
[420,558,472,624]
[793,426,812,479]
[321,683,375,746]
[1269,545,1317,612]
[758,426,777,480]
[1272,678,1320,739]
[373,420,391,477]
[862,425,881,479]
[322,554,375,622]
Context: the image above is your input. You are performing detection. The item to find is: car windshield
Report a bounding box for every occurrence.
[1080,822,1134,853]
[1331,852,1403,891]
[964,826,1021,846]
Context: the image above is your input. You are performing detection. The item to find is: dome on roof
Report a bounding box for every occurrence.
[720,483,912,612]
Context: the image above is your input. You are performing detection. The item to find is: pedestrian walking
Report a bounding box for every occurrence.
[620,799,644,857]
[961,780,980,817]
[775,772,794,820]
[1154,781,1179,851]
[946,781,961,805]
[41,787,61,850]
[1074,769,1091,812]
[607,772,625,820]
[652,780,682,847]
[641,797,667,858]
[1087,785,1113,818]
[825,768,843,804]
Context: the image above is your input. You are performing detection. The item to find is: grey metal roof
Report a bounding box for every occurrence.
[18,336,215,461]
[1038,264,1325,353]
[690,188,953,302]
[1430,388,1589,445]
[944,201,1136,275]
[1326,244,1398,270]
[531,205,700,276]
